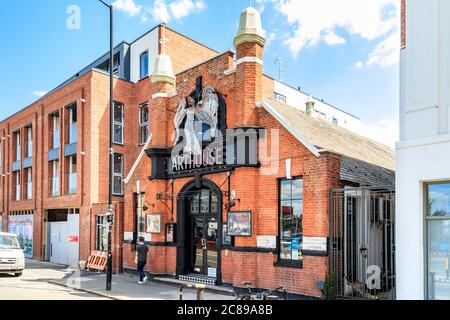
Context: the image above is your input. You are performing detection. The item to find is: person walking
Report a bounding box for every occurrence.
[135,237,149,285]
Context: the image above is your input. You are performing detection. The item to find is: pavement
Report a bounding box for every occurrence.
[0,259,107,300]
[16,259,234,300]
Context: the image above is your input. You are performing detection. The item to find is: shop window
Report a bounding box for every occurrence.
[140,51,149,79]
[113,102,124,144]
[426,182,450,300]
[139,103,149,145]
[113,153,123,195]
[96,215,109,252]
[136,193,149,240]
[278,178,303,264]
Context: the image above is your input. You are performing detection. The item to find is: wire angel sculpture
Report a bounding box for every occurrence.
[173,86,219,155]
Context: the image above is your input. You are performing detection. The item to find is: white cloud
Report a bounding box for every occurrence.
[353,60,364,69]
[33,90,48,97]
[112,0,142,16]
[144,0,205,23]
[169,0,205,20]
[148,0,171,23]
[262,0,400,68]
[356,114,399,148]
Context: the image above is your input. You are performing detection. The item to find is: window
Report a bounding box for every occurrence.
[13,131,21,161]
[25,168,32,200]
[332,118,338,125]
[279,178,303,264]
[137,193,148,239]
[140,51,149,79]
[67,156,77,195]
[68,104,77,144]
[139,104,149,145]
[113,153,123,195]
[51,160,60,197]
[14,171,21,201]
[51,113,60,149]
[25,126,32,158]
[426,182,450,300]
[113,102,124,144]
[96,215,109,252]
[274,93,287,104]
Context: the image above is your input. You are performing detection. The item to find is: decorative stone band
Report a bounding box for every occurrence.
[151,74,176,86]
[236,56,264,66]
[152,91,177,99]
[234,33,266,48]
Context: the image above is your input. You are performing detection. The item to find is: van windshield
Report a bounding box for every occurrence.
[0,235,21,250]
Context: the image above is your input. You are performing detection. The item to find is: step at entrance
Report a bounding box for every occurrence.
[179,274,217,286]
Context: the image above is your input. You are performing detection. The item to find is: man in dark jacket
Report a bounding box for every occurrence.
[136,237,149,284]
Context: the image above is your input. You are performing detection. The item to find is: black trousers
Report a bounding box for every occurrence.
[137,261,147,281]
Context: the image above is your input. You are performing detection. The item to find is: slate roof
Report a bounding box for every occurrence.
[260,97,395,171]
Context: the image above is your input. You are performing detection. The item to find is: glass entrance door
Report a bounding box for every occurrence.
[190,190,219,278]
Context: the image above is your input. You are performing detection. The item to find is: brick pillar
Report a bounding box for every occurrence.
[234,7,266,127]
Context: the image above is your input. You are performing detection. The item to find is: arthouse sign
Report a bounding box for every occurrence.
[146,78,267,180]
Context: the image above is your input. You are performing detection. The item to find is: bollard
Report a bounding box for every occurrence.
[196,284,206,301]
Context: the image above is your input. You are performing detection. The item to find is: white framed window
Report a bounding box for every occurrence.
[274,92,287,104]
[113,102,124,144]
[14,131,21,161]
[14,171,21,201]
[139,103,149,145]
[140,51,149,79]
[113,153,124,195]
[68,104,77,144]
[26,126,32,158]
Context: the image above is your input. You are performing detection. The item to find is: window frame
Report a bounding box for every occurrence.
[139,103,150,145]
[113,102,124,145]
[139,51,149,79]
[112,153,124,196]
[277,176,304,267]
[274,92,287,104]
[424,181,450,300]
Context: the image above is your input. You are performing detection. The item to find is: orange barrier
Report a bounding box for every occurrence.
[86,251,108,272]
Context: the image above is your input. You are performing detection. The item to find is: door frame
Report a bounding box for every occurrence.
[176,177,223,285]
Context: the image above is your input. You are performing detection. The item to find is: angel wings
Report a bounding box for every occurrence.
[173,86,220,155]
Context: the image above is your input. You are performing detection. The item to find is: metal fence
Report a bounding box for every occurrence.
[329,187,396,300]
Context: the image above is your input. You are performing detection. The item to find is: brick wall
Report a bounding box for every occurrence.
[401,0,406,49]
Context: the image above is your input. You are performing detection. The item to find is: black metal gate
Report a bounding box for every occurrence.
[329,187,396,300]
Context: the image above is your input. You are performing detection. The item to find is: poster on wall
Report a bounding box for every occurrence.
[166,223,177,243]
[146,214,161,234]
[7,215,33,258]
[227,212,252,237]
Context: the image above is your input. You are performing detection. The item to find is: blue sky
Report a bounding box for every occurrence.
[0,0,399,146]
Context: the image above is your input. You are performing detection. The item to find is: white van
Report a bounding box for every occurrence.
[0,232,25,277]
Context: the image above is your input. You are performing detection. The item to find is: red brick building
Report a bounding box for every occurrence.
[0,7,394,298]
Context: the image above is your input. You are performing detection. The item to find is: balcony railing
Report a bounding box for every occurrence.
[69,124,77,144]
[51,177,60,197]
[68,173,77,195]
[26,182,32,200]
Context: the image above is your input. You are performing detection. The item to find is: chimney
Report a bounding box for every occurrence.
[234,6,265,127]
[306,98,315,116]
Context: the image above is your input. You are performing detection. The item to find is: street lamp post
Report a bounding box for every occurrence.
[98,0,114,292]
